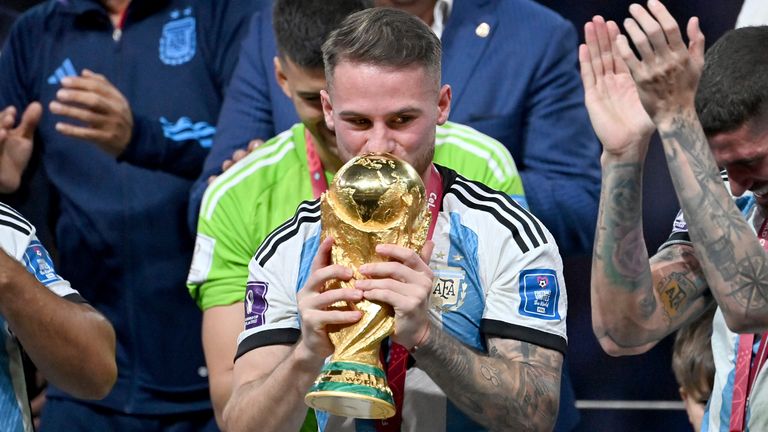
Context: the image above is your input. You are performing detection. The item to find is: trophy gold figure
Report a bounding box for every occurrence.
[304,153,430,419]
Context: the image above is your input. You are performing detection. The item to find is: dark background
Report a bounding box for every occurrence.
[0,1,747,431]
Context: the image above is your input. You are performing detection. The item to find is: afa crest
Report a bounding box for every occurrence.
[430,267,467,312]
[159,8,197,66]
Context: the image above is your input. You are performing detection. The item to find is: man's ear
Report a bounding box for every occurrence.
[274,57,291,98]
[321,89,335,131]
[436,84,452,125]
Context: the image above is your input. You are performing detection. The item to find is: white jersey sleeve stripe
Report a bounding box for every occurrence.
[0,205,32,237]
[253,200,321,267]
[0,204,31,229]
[456,175,548,241]
[448,177,548,253]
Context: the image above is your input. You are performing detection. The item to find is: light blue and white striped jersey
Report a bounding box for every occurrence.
[236,165,567,432]
[661,173,768,432]
[0,203,79,432]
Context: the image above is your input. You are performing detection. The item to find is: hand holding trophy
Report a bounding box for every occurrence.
[304,153,430,419]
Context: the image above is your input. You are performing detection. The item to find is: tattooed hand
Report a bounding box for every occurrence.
[614,0,705,125]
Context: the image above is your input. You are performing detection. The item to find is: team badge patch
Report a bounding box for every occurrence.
[518,269,560,320]
[23,240,62,285]
[671,210,687,233]
[244,281,269,329]
[430,266,467,312]
[187,233,215,285]
[159,8,196,65]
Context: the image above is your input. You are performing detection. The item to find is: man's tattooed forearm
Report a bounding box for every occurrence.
[660,115,745,241]
[597,162,652,289]
[415,327,559,432]
[660,113,768,316]
[730,255,768,313]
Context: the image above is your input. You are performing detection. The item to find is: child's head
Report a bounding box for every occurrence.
[672,306,716,432]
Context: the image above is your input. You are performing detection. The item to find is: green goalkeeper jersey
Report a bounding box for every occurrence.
[187,121,526,310]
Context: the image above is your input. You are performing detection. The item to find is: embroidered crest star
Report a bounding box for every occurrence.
[435,251,446,260]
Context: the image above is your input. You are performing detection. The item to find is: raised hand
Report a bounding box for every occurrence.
[580,16,655,160]
[356,241,435,350]
[615,0,705,124]
[209,139,265,184]
[295,237,362,360]
[49,69,134,156]
[0,103,42,193]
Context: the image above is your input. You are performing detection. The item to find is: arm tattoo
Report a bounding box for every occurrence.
[414,326,561,432]
[731,256,768,312]
[657,271,692,318]
[597,242,711,349]
[659,112,768,318]
[596,162,653,289]
[593,160,666,348]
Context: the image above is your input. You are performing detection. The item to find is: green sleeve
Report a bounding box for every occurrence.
[434,122,527,205]
[188,183,262,310]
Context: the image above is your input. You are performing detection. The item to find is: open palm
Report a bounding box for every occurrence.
[0,103,40,193]
[580,17,655,159]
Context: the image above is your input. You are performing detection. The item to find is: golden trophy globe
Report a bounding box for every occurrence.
[304,153,430,419]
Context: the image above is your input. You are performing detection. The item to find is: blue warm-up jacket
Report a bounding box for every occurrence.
[0,0,260,415]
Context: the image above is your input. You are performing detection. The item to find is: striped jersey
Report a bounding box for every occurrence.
[660,173,768,432]
[0,203,80,432]
[188,121,526,310]
[236,165,567,432]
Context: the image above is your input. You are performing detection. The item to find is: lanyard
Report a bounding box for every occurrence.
[305,130,329,199]
[729,217,768,432]
[376,166,442,432]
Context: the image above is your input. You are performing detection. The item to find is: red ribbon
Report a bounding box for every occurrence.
[377,166,442,432]
[305,130,329,199]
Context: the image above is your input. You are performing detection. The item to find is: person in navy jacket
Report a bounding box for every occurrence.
[0,0,260,429]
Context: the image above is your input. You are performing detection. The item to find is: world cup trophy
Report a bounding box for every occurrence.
[304,153,430,419]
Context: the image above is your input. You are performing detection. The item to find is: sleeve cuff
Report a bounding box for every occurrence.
[63,293,88,304]
[481,319,567,354]
[235,328,300,361]
[657,232,691,252]
[118,115,166,167]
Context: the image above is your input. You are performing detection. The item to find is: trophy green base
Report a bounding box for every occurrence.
[305,361,395,419]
